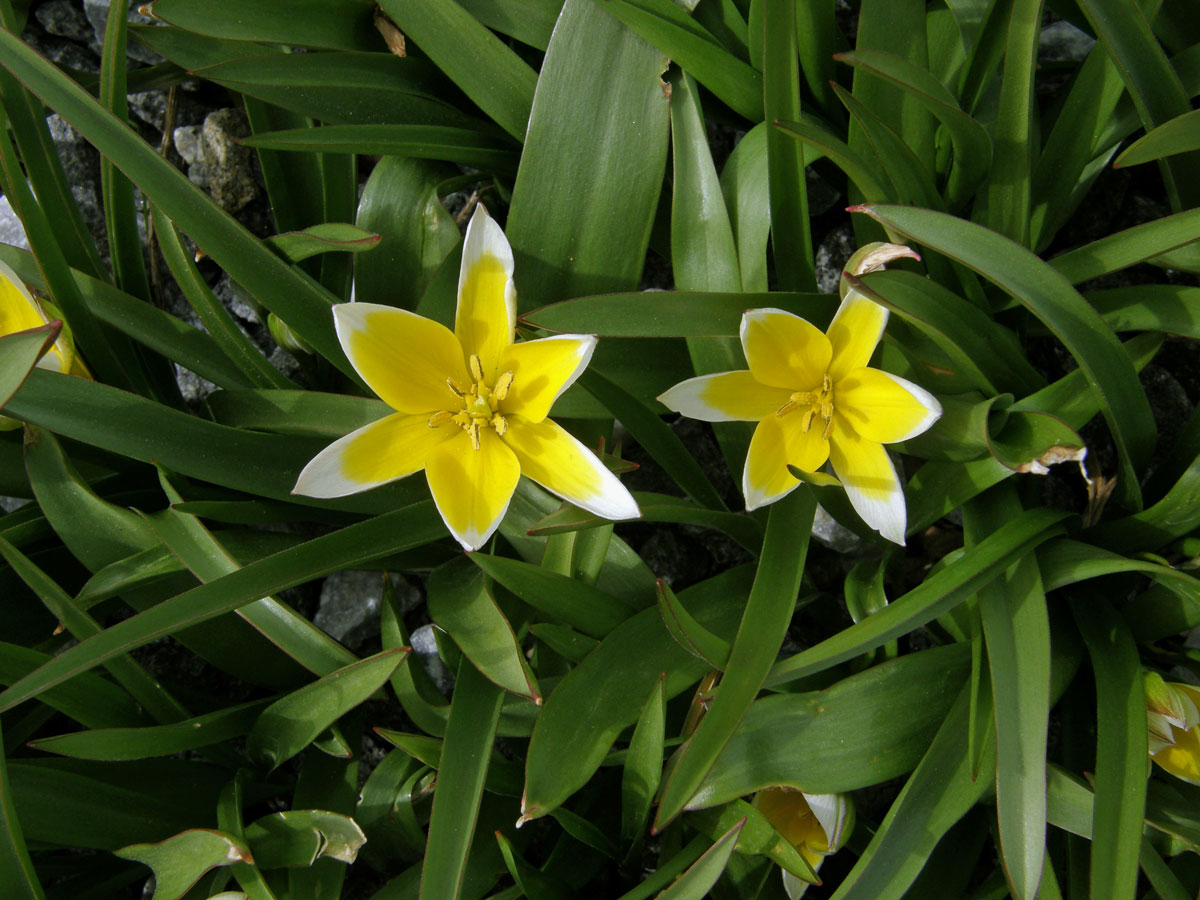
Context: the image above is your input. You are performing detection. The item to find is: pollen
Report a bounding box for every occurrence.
[776,374,835,439]
[430,353,515,449]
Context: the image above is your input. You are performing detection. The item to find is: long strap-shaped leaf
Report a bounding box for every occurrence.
[655,487,815,827]
[852,204,1155,511]
[0,25,356,378]
[1070,598,1147,900]
[1076,0,1200,210]
[967,486,1049,900]
[0,718,47,900]
[768,507,1068,686]
[420,658,504,900]
[0,501,444,714]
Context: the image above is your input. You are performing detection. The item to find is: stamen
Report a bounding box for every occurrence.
[446,377,466,398]
[428,410,455,428]
[492,414,508,436]
[468,422,481,451]
[469,354,485,383]
[493,371,514,401]
[801,408,815,434]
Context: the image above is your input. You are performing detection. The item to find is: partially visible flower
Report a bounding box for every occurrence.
[1146,671,1200,784]
[754,788,853,899]
[0,258,89,378]
[293,205,639,550]
[657,288,941,544]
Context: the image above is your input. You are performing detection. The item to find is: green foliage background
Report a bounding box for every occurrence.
[1,0,1200,898]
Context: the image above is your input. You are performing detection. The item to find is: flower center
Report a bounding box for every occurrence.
[776,374,835,439]
[429,354,514,450]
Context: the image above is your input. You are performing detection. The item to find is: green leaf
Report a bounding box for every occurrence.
[0,244,267,392]
[967,488,1049,900]
[0,536,190,726]
[420,659,504,900]
[762,0,816,291]
[0,30,356,377]
[266,223,381,263]
[247,649,407,770]
[522,566,752,820]
[578,367,727,511]
[1070,599,1147,900]
[654,819,744,900]
[28,700,270,761]
[524,290,837,338]
[686,799,819,883]
[694,644,969,806]
[354,158,461,311]
[853,204,1156,511]
[1076,0,1200,209]
[146,0,382,51]
[0,503,443,714]
[468,554,635,639]
[0,718,46,900]
[655,488,815,828]
[145,475,358,679]
[1048,206,1200,285]
[979,0,1040,245]
[834,49,991,209]
[529,492,762,555]
[720,123,771,292]
[457,0,559,51]
[243,124,521,173]
[151,207,293,390]
[658,577,732,668]
[828,686,991,900]
[768,508,1068,685]
[0,323,60,412]
[1115,108,1200,166]
[621,678,666,844]
[116,829,250,900]
[0,641,145,729]
[852,270,1043,396]
[376,0,536,141]
[427,557,540,702]
[244,810,366,867]
[599,0,763,121]
[506,0,669,306]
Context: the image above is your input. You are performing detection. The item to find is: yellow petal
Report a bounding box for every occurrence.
[741,308,831,391]
[826,289,888,382]
[829,419,906,544]
[334,303,468,415]
[503,416,640,521]
[496,334,595,423]
[456,205,516,379]
[743,416,800,510]
[0,259,48,338]
[836,367,941,444]
[658,370,792,422]
[1152,724,1200,785]
[293,412,453,498]
[780,411,832,473]
[426,427,521,550]
[753,788,827,854]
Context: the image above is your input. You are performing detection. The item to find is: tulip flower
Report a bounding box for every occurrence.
[1145,671,1200,785]
[754,788,853,899]
[657,287,941,544]
[0,258,89,378]
[293,205,639,550]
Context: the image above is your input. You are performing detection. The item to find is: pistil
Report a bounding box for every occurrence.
[775,374,835,439]
[430,354,515,449]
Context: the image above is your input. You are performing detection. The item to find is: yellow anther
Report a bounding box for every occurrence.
[428,410,455,429]
[493,370,514,401]
[467,422,481,450]
[492,413,508,436]
[469,354,485,383]
[446,377,466,398]
[776,374,835,436]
